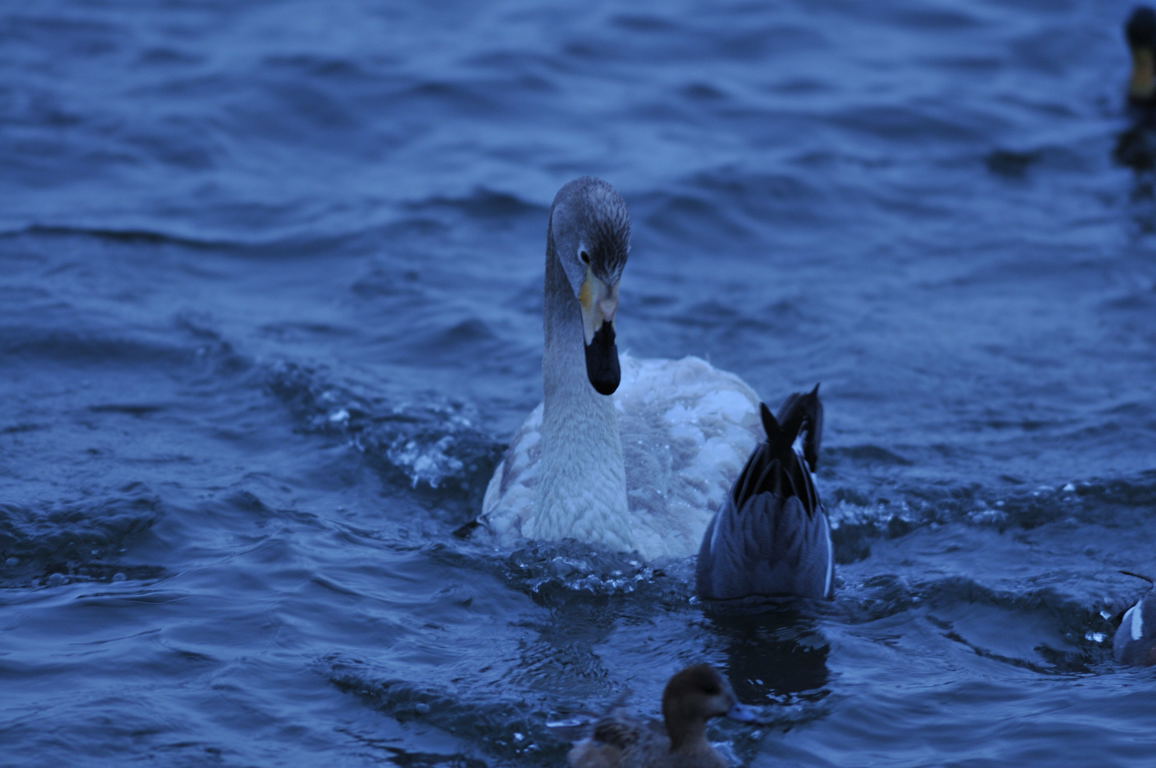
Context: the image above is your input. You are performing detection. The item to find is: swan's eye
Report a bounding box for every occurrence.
[579,250,591,265]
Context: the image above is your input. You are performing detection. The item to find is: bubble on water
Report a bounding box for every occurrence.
[386,434,465,489]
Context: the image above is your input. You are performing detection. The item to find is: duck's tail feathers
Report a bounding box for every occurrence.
[760,383,823,470]
[728,387,824,525]
[697,386,833,601]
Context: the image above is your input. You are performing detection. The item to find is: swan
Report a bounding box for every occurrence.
[480,177,761,561]
[695,386,834,600]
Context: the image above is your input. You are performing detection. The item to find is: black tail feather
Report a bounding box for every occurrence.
[760,383,823,470]
[739,385,825,517]
[758,402,780,444]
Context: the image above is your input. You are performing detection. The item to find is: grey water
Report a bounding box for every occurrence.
[2,1,1155,766]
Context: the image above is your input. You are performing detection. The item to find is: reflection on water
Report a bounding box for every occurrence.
[703,602,832,703]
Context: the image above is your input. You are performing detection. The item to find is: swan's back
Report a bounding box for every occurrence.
[482,354,760,560]
[616,356,760,559]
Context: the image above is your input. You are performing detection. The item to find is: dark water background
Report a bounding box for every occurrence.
[2,1,1155,765]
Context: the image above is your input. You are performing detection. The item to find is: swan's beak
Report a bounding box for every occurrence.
[1131,47,1156,101]
[579,270,620,395]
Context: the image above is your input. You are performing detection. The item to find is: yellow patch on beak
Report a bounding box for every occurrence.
[578,269,618,345]
[1131,48,1155,100]
[579,268,594,310]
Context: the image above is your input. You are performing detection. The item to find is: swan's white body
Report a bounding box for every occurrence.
[479,177,762,561]
[483,354,760,561]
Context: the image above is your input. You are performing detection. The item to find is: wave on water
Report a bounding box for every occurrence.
[265,361,503,501]
[850,571,1121,675]
[0,224,230,250]
[0,217,384,255]
[326,652,554,765]
[0,483,165,589]
[403,186,544,220]
[497,539,677,602]
[827,469,1156,560]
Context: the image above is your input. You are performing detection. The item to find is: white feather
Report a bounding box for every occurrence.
[1129,603,1145,642]
[483,353,760,561]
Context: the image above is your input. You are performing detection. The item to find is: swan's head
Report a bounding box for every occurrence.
[548,177,630,395]
[1126,6,1156,104]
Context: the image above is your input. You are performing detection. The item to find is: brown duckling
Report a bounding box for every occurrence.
[568,664,764,768]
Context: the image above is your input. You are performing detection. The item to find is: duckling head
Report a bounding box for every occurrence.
[660,664,762,749]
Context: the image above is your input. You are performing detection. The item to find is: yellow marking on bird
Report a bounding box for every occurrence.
[1131,49,1155,99]
[579,270,593,309]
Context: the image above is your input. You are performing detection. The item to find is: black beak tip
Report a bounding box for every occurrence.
[585,321,620,396]
[590,372,620,396]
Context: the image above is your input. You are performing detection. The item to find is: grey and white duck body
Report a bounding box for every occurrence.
[1115,571,1156,667]
[696,386,834,601]
[481,177,760,561]
[567,664,763,768]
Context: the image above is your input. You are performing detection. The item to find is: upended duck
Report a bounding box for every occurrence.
[696,386,834,601]
[1126,6,1156,108]
[481,177,761,561]
[567,664,763,768]
[1116,6,1156,168]
[1115,571,1156,666]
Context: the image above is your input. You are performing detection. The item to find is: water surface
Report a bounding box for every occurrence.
[2,1,1155,766]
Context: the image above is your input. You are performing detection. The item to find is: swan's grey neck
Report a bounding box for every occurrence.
[534,237,629,548]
